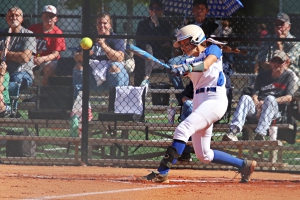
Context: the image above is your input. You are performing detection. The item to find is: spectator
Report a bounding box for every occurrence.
[221,20,233,37]
[256,23,268,47]
[257,23,268,45]
[223,50,296,141]
[255,13,300,80]
[72,13,128,97]
[169,0,219,104]
[0,62,11,117]
[0,7,36,91]
[134,0,173,86]
[28,5,66,86]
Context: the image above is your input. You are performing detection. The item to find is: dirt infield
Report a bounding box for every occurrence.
[0,165,299,200]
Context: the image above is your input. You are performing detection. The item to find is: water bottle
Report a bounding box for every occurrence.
[70,115,79,137]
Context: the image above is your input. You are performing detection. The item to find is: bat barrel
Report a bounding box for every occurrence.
[126,44,170,69]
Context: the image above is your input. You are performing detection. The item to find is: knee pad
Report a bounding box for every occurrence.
[159,146,180,169]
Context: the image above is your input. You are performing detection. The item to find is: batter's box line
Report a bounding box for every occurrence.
[20,185,179,200]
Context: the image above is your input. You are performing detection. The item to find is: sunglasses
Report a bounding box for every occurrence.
[273,21,285,27]
[149,6,163,11]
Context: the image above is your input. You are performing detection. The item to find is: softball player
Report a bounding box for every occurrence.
[139,25,257,183]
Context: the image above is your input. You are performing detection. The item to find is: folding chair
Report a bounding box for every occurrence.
[98,86,146,122]
[97,86,147,158]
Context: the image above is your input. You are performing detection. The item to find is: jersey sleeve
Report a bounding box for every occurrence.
[24,30,37,54]
[205,44,222,59]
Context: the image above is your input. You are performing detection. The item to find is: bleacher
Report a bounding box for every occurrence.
[0,70,298,171]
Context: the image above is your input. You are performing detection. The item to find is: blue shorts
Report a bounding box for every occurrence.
[73,61,129,97]
[9,71,33,91]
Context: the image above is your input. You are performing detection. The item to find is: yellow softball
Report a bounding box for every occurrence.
[80,37,93,50]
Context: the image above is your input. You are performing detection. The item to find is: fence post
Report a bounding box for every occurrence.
[81,0,91,165]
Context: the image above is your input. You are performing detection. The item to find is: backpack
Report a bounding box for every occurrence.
[6,128,36,157]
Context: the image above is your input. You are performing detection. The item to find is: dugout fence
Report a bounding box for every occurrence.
[0,0,299,173]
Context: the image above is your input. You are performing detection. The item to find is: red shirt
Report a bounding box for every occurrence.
[260,30,268,38]
[28,23,66,59]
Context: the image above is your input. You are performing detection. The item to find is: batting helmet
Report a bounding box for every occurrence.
[173,24,206,48]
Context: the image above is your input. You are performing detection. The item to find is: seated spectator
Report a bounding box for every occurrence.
[0,7,36,91]
[28,5,66,86]
[255,13,300,82]
[73,13,129,98]
[134,0,172,86]
[256,23,268,45]
[0,62,11,117]
[221,20,233,37]
[223,50,296,141]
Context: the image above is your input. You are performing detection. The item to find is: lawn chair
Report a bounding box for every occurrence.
[98,86,147,123]
[97,86,147,158]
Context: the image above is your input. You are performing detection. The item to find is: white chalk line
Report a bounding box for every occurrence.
[21,184,178,200]
[171,179,231,183]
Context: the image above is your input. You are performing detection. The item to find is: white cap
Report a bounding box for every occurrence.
[43,5,57,15]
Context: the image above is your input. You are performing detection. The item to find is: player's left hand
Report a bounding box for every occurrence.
[169,64,189,76]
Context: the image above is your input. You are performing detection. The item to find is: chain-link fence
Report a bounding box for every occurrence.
[0,0,299,173]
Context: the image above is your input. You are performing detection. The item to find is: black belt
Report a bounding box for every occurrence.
[196,87,217,94]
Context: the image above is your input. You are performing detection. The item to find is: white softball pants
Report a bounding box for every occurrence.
[173,89,228,163]
[230,95,280,136]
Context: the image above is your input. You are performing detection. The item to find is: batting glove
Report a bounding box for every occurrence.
[170,64,192,76]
